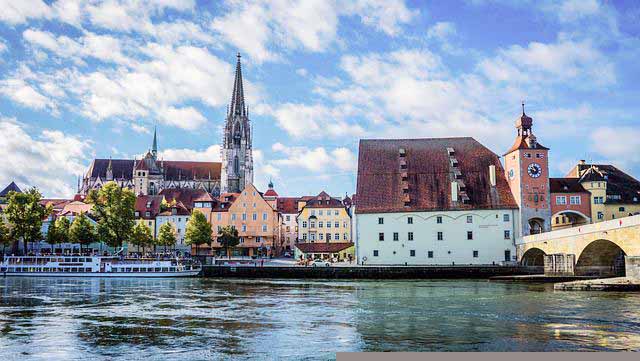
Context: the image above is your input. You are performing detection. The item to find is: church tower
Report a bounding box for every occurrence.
[221,53,253,193]
[504,103,551,237]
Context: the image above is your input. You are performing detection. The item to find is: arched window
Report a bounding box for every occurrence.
[233,122,242,147]
[233,155,239,175]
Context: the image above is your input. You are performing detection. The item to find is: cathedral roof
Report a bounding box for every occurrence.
[356,137,518,214]
[86,159,220,181]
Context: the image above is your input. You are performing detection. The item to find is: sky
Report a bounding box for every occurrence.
[1,0,639,199]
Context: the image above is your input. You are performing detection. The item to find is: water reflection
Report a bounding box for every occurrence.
[1,277,640,359]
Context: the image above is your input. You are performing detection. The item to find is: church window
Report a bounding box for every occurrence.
[233,156,239,174]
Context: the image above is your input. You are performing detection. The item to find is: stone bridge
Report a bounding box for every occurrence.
[517,215,640,277]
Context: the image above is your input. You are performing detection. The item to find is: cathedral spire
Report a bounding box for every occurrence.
[152,126,158,158]
[228,52,246,117]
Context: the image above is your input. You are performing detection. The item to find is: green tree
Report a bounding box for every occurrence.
[6,188,51,255]
[0,221,15,255]
[87,182,135,249]
[184,210,212,256]
[130,222,153,254]
[46,216,70,250]
[69,213,97,253]
[157,222,177,252]
[218,225,239,259]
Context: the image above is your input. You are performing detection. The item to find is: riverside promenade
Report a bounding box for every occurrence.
[201,264,535,279]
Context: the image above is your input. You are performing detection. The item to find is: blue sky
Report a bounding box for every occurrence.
[1,0,639,198]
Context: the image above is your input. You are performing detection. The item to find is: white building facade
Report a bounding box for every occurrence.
[155,210,190,253]
[357,209,518,265]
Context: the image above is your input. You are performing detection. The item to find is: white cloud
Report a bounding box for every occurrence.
[0,78,54,111]
[0,38,7,53]
[271,142,356,173]
[590,126,640,166]
[427,21,456,41]
[271,103,365,138]
[158,144,221,162]
[130,123,151,134]
[211,0,415,62]
[157,106,207,130]
[0,117,91,197]
[0,0,50,25]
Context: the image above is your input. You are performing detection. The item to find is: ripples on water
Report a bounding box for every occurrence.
[1,277,640,360]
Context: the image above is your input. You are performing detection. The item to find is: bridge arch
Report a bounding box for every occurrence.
[521,247,546,267]
[551,210,590,230]
[575,239,627,277]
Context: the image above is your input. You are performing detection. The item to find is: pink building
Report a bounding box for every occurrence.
[549,178,591,229]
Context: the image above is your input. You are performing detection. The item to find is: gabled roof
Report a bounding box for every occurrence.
[0,181,22,197]
[135,195,163,219]
[573,164,640,204]
[305,191,345,208]
[504,135,549,155]
[550,178,588,194]
[159,188,213,210]
[356,137,518,214]
[294,242,354,253]
[264,188,278,197]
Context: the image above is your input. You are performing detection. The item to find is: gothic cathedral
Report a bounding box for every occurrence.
[221,53,254,193]
[504,104,552,236]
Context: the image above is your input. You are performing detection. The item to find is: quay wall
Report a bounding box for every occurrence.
[201,265,536,279]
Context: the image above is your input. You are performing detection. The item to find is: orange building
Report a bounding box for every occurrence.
[195,183,282,257]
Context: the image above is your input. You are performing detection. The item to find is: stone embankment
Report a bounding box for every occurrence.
[554,277,640,291]
[201,265,536,279]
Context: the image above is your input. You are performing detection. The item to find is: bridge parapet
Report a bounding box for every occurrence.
[520,215,640,245]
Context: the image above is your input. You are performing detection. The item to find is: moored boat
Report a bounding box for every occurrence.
[0,255,201,277]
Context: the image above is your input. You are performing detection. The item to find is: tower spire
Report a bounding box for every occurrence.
[229,52,245,117]
[152,126,158,158]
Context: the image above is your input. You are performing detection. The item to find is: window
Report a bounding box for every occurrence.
[436,216,442,224]
[242,224,247,232]
[619,206,626,212]
[466,215,473,223]
[319,221,323,228]
[319,210,323,216]
[597,212,604,220]
[504,230,511,240]
[310,221,315,228]
[378,217,384,224]
[473,250,479,258]
[334,210,339,216]
[428,251,434,258]
[524,153,532,158]
[536,153,544,158]
[286,215,290,221]
[467,231,473,240]
[594,196,604,204]
[145,211,150,217]
[263,213,268,220]
[231,214,236,221]
[378,233,384,241]
[408,217,413,224]
[319,233,324,240]
[326,221,331,228]
[343,221,348,228]
[410,250,416,257]
[408,232,414,241]
[570,196,581,205]
[335,222,339,228]
[503,214,510,222]
[344,233,348,240]
[556,196,567,205]
[311,210,315,216]
[242,213,247,221]
[327,233,331,241]
[302,221,308,228]
[302,233,307,240]
[437,232,443,241]
[373,250,379,257]
[252,213,257,220]
[262,224,268,232]
[393,232,399,241]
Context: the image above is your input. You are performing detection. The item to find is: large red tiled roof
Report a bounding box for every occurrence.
[135,195,163,219]
[159,188,213,210]
[356,137,518,214]
[294,242,354,253]
[550,178,588,194]
[277,197,299,214]
[504,135,548,155]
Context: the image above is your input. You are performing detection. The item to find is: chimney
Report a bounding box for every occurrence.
[451,181,459,202]
[579,159,586,165]
[489,165,496,187]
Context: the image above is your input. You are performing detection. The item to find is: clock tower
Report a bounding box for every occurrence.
[504,103,551,238]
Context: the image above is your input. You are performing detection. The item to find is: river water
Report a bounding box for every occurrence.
[1,277,640,360]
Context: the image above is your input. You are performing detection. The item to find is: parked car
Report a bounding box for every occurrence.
[311,259,331,267]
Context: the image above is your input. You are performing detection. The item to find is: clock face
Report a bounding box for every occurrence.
[527,163,542,178]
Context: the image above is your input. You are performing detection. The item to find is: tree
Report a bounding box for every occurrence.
[184,210,212,256]
[46,216,70,250]
[218,225,239,259]
[69,213,97,253]
[5,188,51,255]
[157,222,177,252]
[0,221,15,255]
[87,182,136,249]
[130,222,153,254]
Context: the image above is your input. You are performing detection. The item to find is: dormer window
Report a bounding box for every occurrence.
[146,201,151,208]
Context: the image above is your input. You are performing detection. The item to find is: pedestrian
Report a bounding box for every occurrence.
[261,259,264,267]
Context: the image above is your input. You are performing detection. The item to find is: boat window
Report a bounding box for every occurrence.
[162,267,169,272]
[155,268,161,272]
[170,267,176,272]
[133,268,139,272]
[86,268,92,272]
[126,268,132,272]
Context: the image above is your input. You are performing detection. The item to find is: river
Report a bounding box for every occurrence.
[1,277,639,360]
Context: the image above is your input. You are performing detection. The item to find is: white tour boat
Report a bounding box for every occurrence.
[0,255,201,277]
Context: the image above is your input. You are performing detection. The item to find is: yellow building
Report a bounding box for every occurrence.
[297,191,352,244]
[196,183,282,257]
[566,162,640,223]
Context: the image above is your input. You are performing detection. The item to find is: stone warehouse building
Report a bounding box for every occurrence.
[355,137,519,265]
